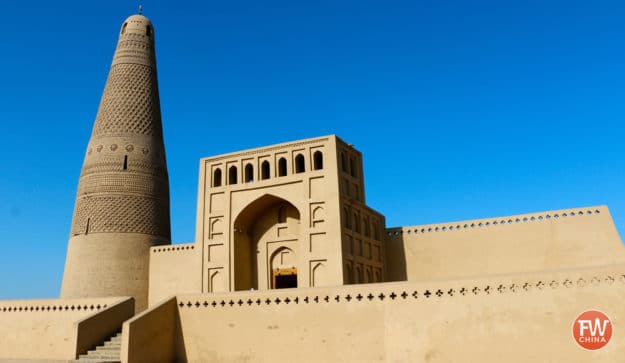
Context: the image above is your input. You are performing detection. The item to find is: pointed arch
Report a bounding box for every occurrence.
[311,261,327,287]
[295,154,305,173]
[213,168,222,187]
[229,166,238,185]
[261,160,270,180]
[233,194,301,291]
[313,151,323,170]
[245,163,254,183]
[278,157,287,177]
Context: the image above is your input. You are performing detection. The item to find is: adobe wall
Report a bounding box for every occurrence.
[334,137,387,285]
[385,205,625,281]
[148,243,201,306]
[195,135,345,292]
[0,297,130,361]
[155,264,625,362]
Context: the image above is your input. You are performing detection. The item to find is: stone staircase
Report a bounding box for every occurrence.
[74,330,122,363]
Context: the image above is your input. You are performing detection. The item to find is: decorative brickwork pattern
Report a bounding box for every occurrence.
[92,63,162,137]
[71,195,170,237]
[62,14,170,310]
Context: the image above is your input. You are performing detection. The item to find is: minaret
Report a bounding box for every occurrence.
[61,14,170,312]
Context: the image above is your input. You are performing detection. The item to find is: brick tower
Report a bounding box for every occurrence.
[61,14,170,312]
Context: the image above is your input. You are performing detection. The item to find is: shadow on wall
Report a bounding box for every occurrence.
[384,236,407,281]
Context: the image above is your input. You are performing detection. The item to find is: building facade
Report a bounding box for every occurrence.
[2,12,625,363]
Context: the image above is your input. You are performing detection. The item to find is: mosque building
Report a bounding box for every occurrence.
[1,12,624,363]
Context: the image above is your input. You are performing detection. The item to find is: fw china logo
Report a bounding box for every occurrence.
[572,310,613,350]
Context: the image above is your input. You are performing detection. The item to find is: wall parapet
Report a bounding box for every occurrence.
[0,297,129,361]
[151,243,196,253]
[164,264,625,362]
[386,206,604,237]
[121,296,178,363]
[74,297,134,358]
[175,266,624,310]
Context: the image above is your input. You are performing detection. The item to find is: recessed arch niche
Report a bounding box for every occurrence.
[232,194,300,291]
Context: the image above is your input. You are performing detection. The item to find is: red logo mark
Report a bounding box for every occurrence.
[573,310,613,350]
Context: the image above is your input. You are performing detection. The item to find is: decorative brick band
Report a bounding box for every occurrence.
[0,303,108,313]
[153,245,195,253]
[177,272,624,309]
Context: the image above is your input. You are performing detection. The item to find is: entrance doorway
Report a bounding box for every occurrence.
[273,268,297,289]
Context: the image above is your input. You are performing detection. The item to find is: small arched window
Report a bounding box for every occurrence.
[278,157,287,177]
[349,157,357,177]
[213,168,222,187]
[146,25,152,37]
[344,207,351,229]
[295,154,305,173]
[373,222,380,240]
[364,217,370,237]
[261,161,270,180]
[355,267,362,284]
[121,23,128,35]
[353,213,360,233]
[313,151,323,170]
[346,263,353,284]
[244,164,254,183]
[229,166,238,185]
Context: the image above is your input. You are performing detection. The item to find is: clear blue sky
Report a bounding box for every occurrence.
[0,1,624,299]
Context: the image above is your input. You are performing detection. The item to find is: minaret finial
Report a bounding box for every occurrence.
[138,4,143,14]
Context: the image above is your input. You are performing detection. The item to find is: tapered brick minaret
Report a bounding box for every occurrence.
[61,14,170,312]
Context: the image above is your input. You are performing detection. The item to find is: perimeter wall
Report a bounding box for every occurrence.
[385,205,625,281]
[0,297,133,360]
[123,264,625,362]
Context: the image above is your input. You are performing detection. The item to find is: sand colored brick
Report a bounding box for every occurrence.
[2,12,625,363]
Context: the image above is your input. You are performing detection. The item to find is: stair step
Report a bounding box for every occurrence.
[75,329,122,363]
[82,354,120,360]
[87,350,120,356]
[96,345,121,351]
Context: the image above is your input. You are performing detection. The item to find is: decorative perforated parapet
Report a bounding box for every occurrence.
[385,207,603,237]
[176,270,625,309]
[178,272,625,309]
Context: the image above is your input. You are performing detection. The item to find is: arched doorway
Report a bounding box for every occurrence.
[271,247,297,289]
[233,195,300,291]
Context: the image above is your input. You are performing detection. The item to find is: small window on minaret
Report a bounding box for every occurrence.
[85,218,90,235]
[121,23,128,35]
[123,155,128,170]
[146,25,152,37]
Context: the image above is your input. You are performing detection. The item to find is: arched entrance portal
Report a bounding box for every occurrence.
[233,195,300,291]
